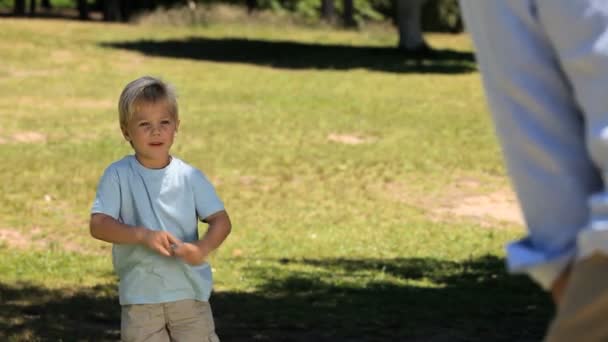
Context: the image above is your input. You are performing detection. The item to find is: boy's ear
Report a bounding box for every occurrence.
[121,127,131,141]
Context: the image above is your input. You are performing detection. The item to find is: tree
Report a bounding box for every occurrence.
[321,0,335,23]
[78,0,89,20]
[342,0,356,27]
[14,0,26,16]
[99,0,170,22]
[246,0,258,14]
[103,0,123,22]
[13,0,40,16]
[395,0,430,52]
[421,0,463,33]
[29,0,36,16]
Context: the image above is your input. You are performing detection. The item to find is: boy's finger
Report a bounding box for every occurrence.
[159,237,171,251]
[167,234,182,245]
[157,246,171,257]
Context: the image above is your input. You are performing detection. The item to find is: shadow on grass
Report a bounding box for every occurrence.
[0,282,119,341]
[102,37,476,74]
[0,255,551,341]
[215,255,552,342]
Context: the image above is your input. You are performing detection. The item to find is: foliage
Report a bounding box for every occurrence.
[423,0,463,33]
[246,0,388,24]
[231,0,462,31]
[0,0,73,8]
[0,0,463,33]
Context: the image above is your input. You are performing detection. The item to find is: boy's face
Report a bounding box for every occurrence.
[122,100,179,169]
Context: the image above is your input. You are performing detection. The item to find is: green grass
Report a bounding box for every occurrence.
[0,14,552,341]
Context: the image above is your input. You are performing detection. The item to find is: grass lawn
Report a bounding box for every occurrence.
[0,11,552,341]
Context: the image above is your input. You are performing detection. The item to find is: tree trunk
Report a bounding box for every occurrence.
[395,0,429,51]
[104,0,121,22]
[342,0,356,27]
[320,0,335,23]
[78,0,89,20]
[41,0,52,10]
[93,0,103,11]
[121,0,134,22]
[246,0,257,14]
[14,0,26,16]
[29,0,37,15]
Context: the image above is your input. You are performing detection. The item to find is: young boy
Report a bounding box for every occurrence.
[90,76,231,342]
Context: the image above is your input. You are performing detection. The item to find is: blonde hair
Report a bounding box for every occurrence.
[118,76,179,132]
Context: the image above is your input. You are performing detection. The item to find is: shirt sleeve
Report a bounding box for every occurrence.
[192,170,224,221]
[506,238,575,290]
[91,166,121,219]
[459,1,605,290]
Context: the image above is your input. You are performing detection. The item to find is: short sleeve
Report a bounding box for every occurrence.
[192,170,224,221]
[91,167,121,219]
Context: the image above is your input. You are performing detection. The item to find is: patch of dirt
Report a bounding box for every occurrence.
[435,189,524,226]
[431,177,523,226]
[0,229,34,249]
[11,131,47,143]
[0,131,48,144]
[238,175,256,186]
[327,133,376,145]
[8,68,58,78]
[0,226,94,254]
[382,177,523,227]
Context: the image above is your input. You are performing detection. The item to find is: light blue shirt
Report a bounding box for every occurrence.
[91,155,224,305]
[460,0,608,290]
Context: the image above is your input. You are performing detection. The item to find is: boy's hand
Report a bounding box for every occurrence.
[140,229,181,257]
[172,242,208,265]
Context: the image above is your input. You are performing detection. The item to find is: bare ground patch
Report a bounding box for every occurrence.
[0,131,47,144]
[8,68,59,78]
[0,228,40,249]
[11,131,47,143]
[0,195,109,255]
[327,133,377,145]
[382,177,523,227]
[434,188,524,226]
[0,226,106,255]
[0,129,112,145]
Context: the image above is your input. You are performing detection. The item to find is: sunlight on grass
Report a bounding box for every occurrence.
[0,15,548,341]
[0,249,114,288]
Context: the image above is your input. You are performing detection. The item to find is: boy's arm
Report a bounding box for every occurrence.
[90,213,181,257]
[173,210,232,265]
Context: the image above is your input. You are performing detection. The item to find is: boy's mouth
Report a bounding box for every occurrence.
[149,142,164,147]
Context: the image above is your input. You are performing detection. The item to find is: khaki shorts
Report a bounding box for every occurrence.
[544,254,608,342]
[121,299,220,342]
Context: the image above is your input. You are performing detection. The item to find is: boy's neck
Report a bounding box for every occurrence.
[135,154,172,169]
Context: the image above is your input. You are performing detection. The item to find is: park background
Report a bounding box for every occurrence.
[0,1,553,341]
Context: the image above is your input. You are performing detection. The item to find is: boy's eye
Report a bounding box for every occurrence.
[161,120,171,125]
[139,122,150,127]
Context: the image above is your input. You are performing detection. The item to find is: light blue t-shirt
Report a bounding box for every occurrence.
[91,155,224,305]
